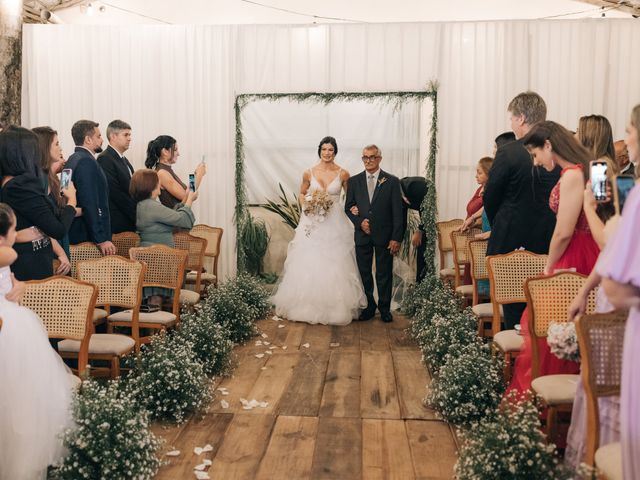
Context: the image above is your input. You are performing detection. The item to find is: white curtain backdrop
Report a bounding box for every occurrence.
[22,20,640,278]
[242,97,427,205]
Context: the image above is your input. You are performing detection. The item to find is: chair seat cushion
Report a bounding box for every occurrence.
[108,310,177,325]
[471,302,503,318]
[531,374,579,404]
[595,442,622,480]
[439,268,455,278]
[58,334,135,355]
[187,271,216,282]
[455,284,473,297]
[179,289,201,305]
[93,308,108,324]
[493,329,523,352]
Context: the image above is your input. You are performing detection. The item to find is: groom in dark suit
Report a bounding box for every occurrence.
[345,144,404,323]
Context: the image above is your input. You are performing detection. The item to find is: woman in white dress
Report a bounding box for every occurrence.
[0,203,74,479]
[272,136,367,325]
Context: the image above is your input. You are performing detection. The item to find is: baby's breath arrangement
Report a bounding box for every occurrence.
[53,379,163,480]
[177,305,235,377]
[204,280,258,344]
[125,332,213,424]
[455,392,572,479]
[227,272,272,320]
[418,311,479,373]
[426,343,504,427]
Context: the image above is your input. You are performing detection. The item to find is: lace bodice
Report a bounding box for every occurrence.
[0,266,13,297]
[549,165,591,233]
[309,169,343,199]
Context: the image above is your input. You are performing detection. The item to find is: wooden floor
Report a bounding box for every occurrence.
[153,314,458,479]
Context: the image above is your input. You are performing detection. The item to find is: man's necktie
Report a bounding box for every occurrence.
[367,174,375,202]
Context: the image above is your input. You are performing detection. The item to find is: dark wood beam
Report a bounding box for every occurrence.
[575,0,640,16]
[49,0,85,12]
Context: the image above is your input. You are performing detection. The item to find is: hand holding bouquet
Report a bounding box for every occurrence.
[302,190,334,236]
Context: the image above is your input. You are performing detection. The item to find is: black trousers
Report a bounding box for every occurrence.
[356,242,393,314]
[503,302,526,331]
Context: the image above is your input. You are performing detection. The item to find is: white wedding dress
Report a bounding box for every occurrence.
[272,170,367,325]
[0,266,74,480]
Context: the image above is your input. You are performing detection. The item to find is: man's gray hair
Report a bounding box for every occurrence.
[363,144,382,157]
[106,119,131,140]
[507,92,547,126]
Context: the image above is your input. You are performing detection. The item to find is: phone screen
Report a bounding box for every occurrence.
[590,161,608,202]
[615,175,635,214]
[60,169,72,190]
[188,173,196,192]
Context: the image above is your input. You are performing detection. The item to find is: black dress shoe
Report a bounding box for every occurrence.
[381,312,393,323]
[358,309,375,321]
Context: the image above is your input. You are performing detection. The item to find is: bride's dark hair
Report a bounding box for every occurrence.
[317,136,338,157]
[0,203,16,237]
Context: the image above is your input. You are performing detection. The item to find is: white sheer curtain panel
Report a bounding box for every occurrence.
[242,98,426,205]
[22,20,640,277]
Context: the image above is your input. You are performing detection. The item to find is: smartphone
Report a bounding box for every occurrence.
[613,175,635,215]
[589,160,608,202]
[201,154,206,165]
[60,168,72,191]
[188,173,196,192]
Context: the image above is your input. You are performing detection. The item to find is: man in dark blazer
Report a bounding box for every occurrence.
[345,144,404,323]
[98,120,136,233]
[483,92,560,329]
[400,176,428,283]
[66,120,116,255]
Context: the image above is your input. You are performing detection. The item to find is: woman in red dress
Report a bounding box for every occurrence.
[507,121,600,394]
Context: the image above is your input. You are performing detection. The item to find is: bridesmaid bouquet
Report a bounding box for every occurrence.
[547,322,580,362]
[302,190,334,236]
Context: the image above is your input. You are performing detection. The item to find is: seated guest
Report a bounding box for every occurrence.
[97,120,137,233]
[130,169,197,247]
[0,127,77,280]
[32,126,72,275]
[145,135,206,209]
[461,156,493,232]
[66,120,116,255]
[130,169,198,307]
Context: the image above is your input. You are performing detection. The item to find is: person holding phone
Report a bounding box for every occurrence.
[131,169,197,248]
[0,127,77,280]
[32,126,74,275]
[507,121,600,395]
[131,169,197,307]
[144,135,206,209]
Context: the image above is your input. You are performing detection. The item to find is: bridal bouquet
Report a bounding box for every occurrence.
[547,322,580,362]
[302,190,333,236]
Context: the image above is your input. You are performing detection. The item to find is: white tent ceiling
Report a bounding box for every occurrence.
[49,0,634,25]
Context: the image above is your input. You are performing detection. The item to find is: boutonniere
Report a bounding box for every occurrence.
[377,177,387,187]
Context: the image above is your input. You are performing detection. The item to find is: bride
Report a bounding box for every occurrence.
[0,204,74,479]
[272,136,367,325]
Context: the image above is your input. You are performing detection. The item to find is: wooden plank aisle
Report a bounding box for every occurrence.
[154,314,457,479]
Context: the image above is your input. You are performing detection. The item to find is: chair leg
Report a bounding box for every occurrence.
[546,406,557,443]
[110,356,120,379]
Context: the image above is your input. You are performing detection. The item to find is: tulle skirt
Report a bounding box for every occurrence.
[508,230,600,395]
[272,205,367,326]
[0,298,74,480]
